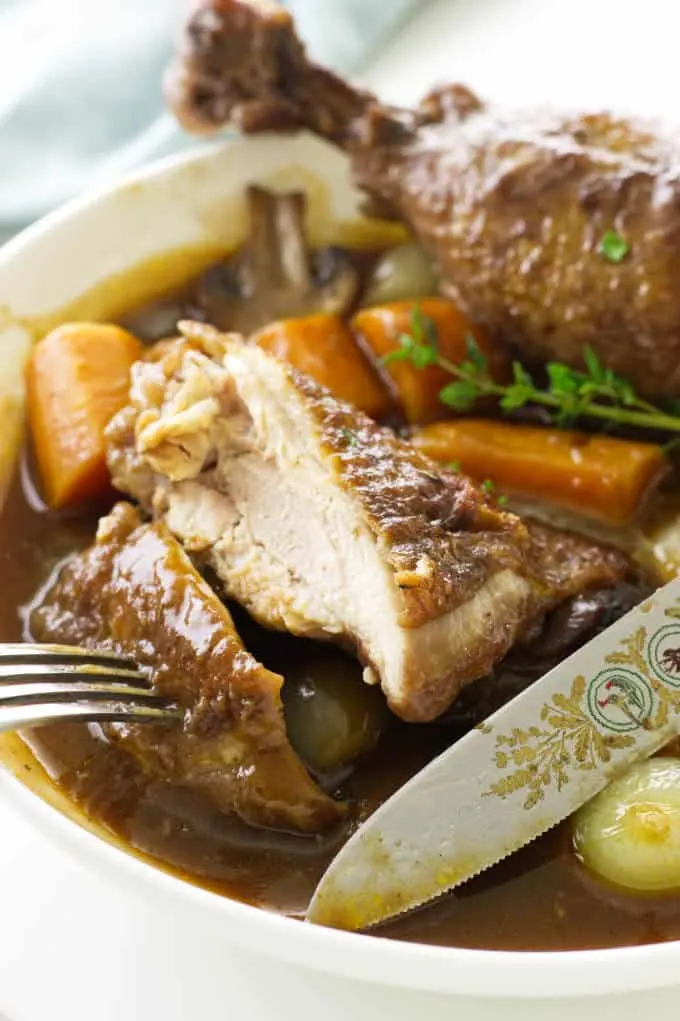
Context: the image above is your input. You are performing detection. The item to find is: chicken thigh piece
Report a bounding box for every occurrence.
[106,327,631,723]
[166,0,680,398]
[31,501,343,833]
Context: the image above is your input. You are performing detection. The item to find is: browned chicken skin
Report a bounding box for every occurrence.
[30,502,343,833]
[167,0,680,398]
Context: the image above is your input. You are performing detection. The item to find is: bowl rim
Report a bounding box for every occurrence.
[1,137,679,1001]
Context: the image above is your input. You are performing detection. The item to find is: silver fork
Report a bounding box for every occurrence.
[0,644,182,733]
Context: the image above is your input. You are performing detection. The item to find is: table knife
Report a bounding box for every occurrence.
[307,575,680,931]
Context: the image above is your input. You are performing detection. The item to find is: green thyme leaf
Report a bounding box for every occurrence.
[583,345,605,383]
[481,479,495,493]
[465,333,487,371]
[499,387,531,411]
[382,334,418,366]
[547,363,579,396]
[382,309,439,369]
[381,347,411,366]
[410,305,425,344]
[457,359,483,381]
[598,230,630,263]
[341,427,358,447]
[607,378,635,407]
[409,305,439,353]
[410,343,439,370]
[439,380,479,411]
[446,460,462,472]
[512,362,532,386]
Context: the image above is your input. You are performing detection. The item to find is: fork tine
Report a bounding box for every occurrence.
[0,644,139,671]
[0,680,165,705]
[0,664,149,685]
[0,643,182,735]
[0,700,180,734]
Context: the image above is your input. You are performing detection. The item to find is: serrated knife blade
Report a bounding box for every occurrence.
[307,576,680,931]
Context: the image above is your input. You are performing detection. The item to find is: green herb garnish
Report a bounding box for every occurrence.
[480,479,508,505]
[598,230,630,263]
[383,305,439,370]
[382,307,680,437]
[341,427,358,447]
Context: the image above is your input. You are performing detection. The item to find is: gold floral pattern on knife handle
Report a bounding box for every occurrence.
[484,599,680,810]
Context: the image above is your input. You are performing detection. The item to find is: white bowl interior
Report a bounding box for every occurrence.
[1,133,679,1001]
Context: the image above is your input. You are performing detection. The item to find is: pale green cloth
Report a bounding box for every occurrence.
[0,0,425,232]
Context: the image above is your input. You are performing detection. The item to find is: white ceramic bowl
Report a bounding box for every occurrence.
[1,136,680,1021]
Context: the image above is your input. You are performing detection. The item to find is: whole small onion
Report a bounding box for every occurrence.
[361,243,437,307]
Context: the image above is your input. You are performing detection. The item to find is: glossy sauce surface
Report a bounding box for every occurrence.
[3,465,680,950]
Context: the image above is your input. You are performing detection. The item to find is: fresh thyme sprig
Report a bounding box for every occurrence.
[383,306,680,436]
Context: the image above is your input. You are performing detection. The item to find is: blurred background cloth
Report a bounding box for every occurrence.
[0,0,425,235]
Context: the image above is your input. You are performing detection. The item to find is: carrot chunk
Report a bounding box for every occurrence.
[26,322,142,509]
[252,313,391,419]
[412,419,667,526]
[352,298,509,424]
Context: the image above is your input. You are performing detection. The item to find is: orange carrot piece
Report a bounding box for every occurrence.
[252,313,391,419]
[352,298,509,424]
[412,419,667,526]
[26,322,143,509]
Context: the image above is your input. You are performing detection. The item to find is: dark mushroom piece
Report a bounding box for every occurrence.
[196,185,360,334]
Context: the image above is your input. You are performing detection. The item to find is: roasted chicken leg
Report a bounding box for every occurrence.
[167,0,680,398]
